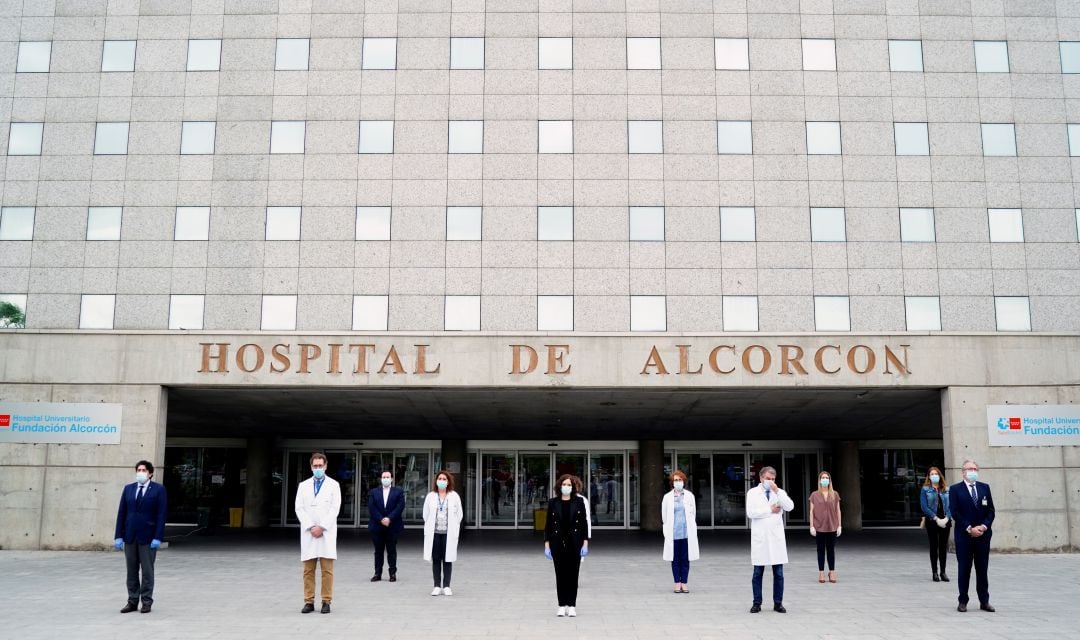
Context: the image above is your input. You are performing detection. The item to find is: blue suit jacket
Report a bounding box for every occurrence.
[114,481,168,544]
[367,486,405,533]
[948,480,995,542]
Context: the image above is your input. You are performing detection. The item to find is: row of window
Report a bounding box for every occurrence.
[0,292,1036,333]
[0,206,1070,244]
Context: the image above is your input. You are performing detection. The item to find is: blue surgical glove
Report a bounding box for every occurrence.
[114,538,124,550]
[544,547,552,560]
[580,546,589,557]
[150,539,162,549]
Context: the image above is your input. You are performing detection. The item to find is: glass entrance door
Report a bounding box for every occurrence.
[518,454,550,525]
[481,453,515,526]
[713,453,747,526]
[589,453,624,526]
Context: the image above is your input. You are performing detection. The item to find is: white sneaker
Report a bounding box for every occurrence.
[567,606,577,617]
[431,587,441,596]
[556,606,566,617]
[442,587,453,596]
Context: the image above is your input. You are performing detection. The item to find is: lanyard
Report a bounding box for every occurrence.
[438,494,447,512]
[314,479,323,497]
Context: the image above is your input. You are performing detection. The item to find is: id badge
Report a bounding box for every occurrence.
[981,497,988,507]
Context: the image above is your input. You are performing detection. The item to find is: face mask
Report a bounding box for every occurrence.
[929,474,940,484]
[761,480,772,490]
[135,472,148,484]
[560,485,573,496]
[819,478,830,488]
[436,480,448,490]
[381,477,392,487]
[965,471,978,483]
[673,481,684,491]
[312,468,325,479]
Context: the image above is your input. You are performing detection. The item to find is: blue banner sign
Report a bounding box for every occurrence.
[987,405,1080,447]
[0,402,122,444]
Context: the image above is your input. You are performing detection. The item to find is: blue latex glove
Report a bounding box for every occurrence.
[114,538,124,550]
[580,546,589,557]
[544,548,552,560]
[150,539,162,550]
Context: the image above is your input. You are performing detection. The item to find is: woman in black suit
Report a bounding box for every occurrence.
[544,473,590,618]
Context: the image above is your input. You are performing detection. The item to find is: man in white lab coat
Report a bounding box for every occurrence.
[295,452,341,614]
[746,465,794,614]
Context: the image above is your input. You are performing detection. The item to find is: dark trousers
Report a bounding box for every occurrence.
[955,534,991,605]
[552,549,582,606]
[815,531,838,571]
[752,564,784,605]
[431,532,453,588]
[124,543,157,604]
[926,522,951,574]
[670,538,690,583]
[372,527,399,576]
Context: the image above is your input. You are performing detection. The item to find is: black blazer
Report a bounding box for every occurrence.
[114,481,168,544]
[948,480,995,542]
[367,485,406,533]
[544,495,589,551]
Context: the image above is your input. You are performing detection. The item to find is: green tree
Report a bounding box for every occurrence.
[0,301,25,328]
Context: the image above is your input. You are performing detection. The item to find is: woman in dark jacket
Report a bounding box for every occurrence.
[544,473,590,618]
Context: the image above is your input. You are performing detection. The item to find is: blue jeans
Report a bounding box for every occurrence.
[670,538,690,583]
[752,564,784,605]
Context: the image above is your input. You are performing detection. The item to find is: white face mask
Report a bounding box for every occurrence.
[381,477,392,487]
[560,485,573,496]
[673,481,684,491]
[135,472,149,484]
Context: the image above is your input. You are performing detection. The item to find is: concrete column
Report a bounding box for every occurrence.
[243,437,272,528]
[832,440,862,532]
[441,439,467,503]
[639,439,665,532]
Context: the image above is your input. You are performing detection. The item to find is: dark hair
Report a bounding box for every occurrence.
[571,475,583,492]
[310,452,327,465]
[433,469,455,492]
[554,473,577,496]
[135,460,154,474]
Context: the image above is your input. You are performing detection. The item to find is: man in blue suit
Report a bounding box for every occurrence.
[948,458,995,613]
[368,469,405,581]
[114,460,168,613]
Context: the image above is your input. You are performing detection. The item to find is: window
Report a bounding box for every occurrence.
[0,207,34,240]
[981,123,1016,156]
[352,295,389,331]
[180,121,216,155]
[537,207,573,240]
[0,294,27,328]
[974,41,1009,73]
[802,39,836,71]
[899,208,936,242]
[261,295,297,331]
[717,121,752,154]
[629,206,664,241]
[988,208,1024,242]
[358,121,394,153]
[1069,124,1080,156]
[362,38,397,70]
[894,122,929,156]
[995,297,1030,331]
[445,295,480,331]
[270,121,305,154]
[450,37,484,70]
[720,207,755,241]
[448,121,483,154]
[356,206,391,240]
[628,120,663,154]
[94,122,129,155]
[79,294,115,329]
[630,295,666,331]
[446,206,482,241]
[806,122,842,155]
[537,295,573,331]
[889,40,924,72]
[626,37,661,70]
[810,208,846,242]
[7,122,43,155]
[538,37,573,69]
[814,296,850,331]
[265,207,301,241]
[905,297,941,331]
[722,296,758,331]
[187,39,221,71]
[16,41,50,72]
[101,40,136,72]
[87,207,122,240]
[1060,42,1080,73]
[275,38,309,71]
[715,38,749,70]
[538,120,573,154]
[169,295,204,330]
[174,206,211,241]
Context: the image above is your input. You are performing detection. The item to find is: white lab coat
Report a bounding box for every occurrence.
[580,494,593,538]
[295,475,341,561]
[422,490,463,562]
[661,490,700,562]
[746,484,794,566]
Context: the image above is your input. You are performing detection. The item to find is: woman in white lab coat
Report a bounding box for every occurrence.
[661,470,700,593]
[746,466,795,613]
[422,470,463,596]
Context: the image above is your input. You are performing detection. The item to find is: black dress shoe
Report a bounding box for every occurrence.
[120,602,138,614]
[370,575,382,582]
[749,604,761,613]
[321,602,331,614]
[957,603,967,612]
[980,603,995,612]
[140,603,151,614]
[932,573,940,582]
[301,603,315,614]
[389,575,397,582]
[940,573,950,582]
[773,603,787,613]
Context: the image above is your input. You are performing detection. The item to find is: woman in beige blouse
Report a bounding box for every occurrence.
[808,470,842,583]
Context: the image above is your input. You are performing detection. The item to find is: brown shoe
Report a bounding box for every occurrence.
[828,571,837,583]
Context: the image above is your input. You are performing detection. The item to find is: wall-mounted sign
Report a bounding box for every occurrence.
[986,405,1080,447]
[0,402,122,444]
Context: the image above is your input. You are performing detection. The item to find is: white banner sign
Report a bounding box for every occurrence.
[986,405,1080,447]
[0,402,122,444]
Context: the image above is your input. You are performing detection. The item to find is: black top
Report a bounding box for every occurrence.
[559,498,572,526]
[935,490,945,519]
[544,495,589,551]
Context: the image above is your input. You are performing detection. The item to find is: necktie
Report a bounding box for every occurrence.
[314,479,323,497]
[765,489,771,501]
[969,484,977,503]
[136,485,145,504]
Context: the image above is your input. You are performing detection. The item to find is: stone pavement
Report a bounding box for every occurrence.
[2,529,1075,639]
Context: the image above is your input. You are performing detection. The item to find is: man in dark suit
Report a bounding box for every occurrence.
[948,458,995,613]
[114,460,168,613]
[368,469,405,581]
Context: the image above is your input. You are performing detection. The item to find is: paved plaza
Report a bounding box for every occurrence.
[2,530,1075,639]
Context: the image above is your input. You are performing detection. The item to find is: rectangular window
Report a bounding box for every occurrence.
[814,296,850,331]
[628,120,663,154]
[720,207,755,241]
[87,207,122,240]
[175,206,211,241]
[265,206,301,241]
[7,122,43,156]
[899,208,936,242]
[538,120,573,154]
[16,41,50,73]
[101,40,136,72]
[810,207,846,242]
[79,294,115,329]
[1060,42,1080,73]
[0,207,35,240]
[894,122,929,156]
[180,121,216,155]
[806,121,842,155]
[1068,124,1080,156]
[169,295,204,330]
[0,294,27,328]
[537,206,573,240]
[715,38,749,70]
[538,37,573,69]
[629,206,664,241]
[630,295,666,331]
[981,123,1016,156]
[275,38,309,71]
[717,121,752,154]
[450,37,484,70]
[445,295,480,331]
[356,206,391,240]
[626,37,661,70]
[94,122,129,155]
[261,295,297,331]
[974,41,1009,73]
[362,38,397,70]
[722,296,758,331]
[448,121,483,154]
[537,295,573,331]
[988,208,1024,242]
[187,39,221,71]
[995,296,1031,331]
[802,39,836,71]
[353,295,389,331]
[905,296,941,331]
[889,40,924,72]
[270,121,306,154]
[358,121,394,154]
[446,206,482,241]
